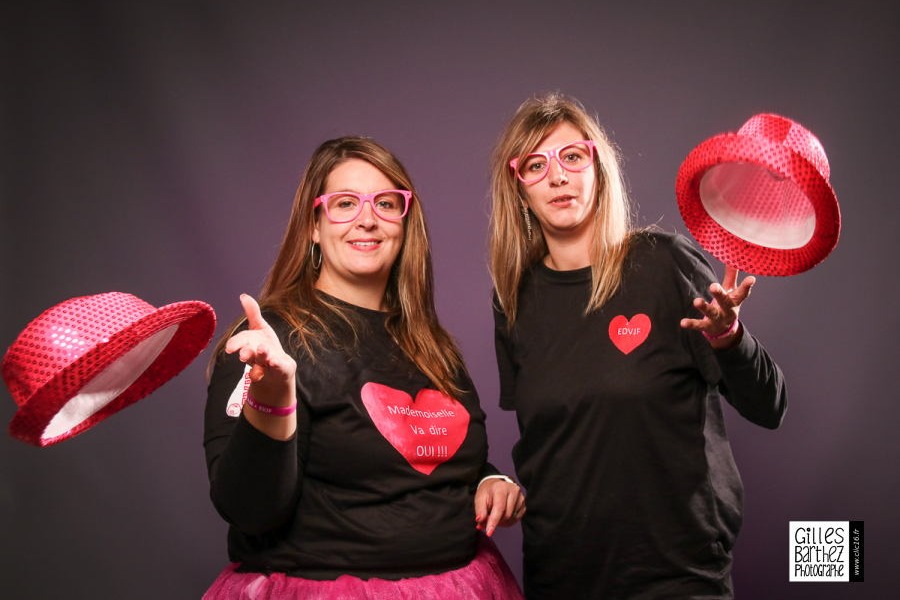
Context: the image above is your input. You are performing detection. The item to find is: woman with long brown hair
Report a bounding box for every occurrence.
[203,136,524,599]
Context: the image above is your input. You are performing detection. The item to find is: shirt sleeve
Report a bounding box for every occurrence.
[670,233,788,429]
[451,358,503,484]
[203,318,306,535]
[492,292,518,411]
[712,324,787,428]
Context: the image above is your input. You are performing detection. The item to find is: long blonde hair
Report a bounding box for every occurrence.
[212,136,465,397]
[489,93,635,324]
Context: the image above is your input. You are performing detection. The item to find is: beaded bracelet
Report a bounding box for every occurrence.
[244,392,297,417]
[702,318,740,341]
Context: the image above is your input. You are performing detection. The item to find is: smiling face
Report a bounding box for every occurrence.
[313,158,405,308]
[520,121,598,244]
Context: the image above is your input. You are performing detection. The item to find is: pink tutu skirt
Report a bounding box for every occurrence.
[203,537,523,600]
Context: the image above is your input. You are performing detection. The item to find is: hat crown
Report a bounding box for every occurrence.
[1,292,155,407]
[738,113,830,180]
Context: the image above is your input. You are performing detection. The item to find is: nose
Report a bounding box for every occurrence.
[355,200,378,227]
[548,156,569,185]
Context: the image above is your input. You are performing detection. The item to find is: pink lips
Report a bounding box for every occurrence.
[348,238,382,251]
[550,194,575,205]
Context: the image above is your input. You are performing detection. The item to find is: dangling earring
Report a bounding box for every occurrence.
[310,242,322,269]
[521,203,533,242]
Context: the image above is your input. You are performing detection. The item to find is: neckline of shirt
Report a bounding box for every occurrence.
[315,290,390,320]
[534,261,592,284]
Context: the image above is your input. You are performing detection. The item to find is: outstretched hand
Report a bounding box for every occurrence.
[225,294,297,403]
[680,265,755,348]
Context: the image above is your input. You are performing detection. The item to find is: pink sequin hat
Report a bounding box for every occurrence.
[675,113,841,276]
[2,292,216,446]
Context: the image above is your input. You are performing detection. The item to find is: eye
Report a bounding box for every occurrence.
[523,155,548,173]
[561,147,588,164]
[328,194,360,211]
[375,194,400,211]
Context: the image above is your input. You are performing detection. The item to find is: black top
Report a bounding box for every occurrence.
[494,231,787,599]
[204,294,497,580]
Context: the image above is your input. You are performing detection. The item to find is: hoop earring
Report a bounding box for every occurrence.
[310,242,322,269]
[521,204,533,242]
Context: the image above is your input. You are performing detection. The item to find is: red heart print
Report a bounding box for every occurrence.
[361,382,470,475]
[608,314,652,355]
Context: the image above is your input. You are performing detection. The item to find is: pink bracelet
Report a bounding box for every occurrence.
[702,318,740,341]
[244,392,297,417]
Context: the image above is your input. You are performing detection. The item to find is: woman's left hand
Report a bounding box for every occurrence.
[474,477,526,537]
[680,265,755,349]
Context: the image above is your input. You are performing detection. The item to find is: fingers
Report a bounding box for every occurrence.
[508,489,526,522]
[679,316,703,331]
[485,492,508,537]
[488,485,525,534]
[681,266,759,341]
[474,488,488,529]
[224,335,272,382]
[708,271,753,306]
[247,363,267,383]
[713,267,756,304]
[733,274,756,304]
[473,481,493,533]
[243,343,274,383]
[225,294,295,382]
[475,479,525,537]
[224,294,269,356]
[679,293,730,333]
[722,265,739,292]
[240,293,268,331]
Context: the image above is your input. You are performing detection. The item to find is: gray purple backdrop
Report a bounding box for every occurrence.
[2,1,897,598]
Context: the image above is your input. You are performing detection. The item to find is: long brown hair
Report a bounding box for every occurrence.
[489,93,635,324]
[212,136,465,397]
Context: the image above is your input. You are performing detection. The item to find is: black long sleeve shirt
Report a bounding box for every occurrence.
[495,231,787,599]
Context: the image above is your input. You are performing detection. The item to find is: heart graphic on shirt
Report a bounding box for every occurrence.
[608,314,652,355]
[361,382,470,475]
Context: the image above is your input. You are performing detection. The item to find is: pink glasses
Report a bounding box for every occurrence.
[510,140,596,184]
[313,189,413,223]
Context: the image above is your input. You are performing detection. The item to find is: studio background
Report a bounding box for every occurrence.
[2,1,897,598]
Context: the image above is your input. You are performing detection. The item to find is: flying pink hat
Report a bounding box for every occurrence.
[2,292,216,447]
[675,113,841,276]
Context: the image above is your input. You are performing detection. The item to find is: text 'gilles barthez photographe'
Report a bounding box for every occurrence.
[789,520,864,583]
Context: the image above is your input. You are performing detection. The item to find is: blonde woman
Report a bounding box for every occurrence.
[489,94,786,598]
[204,137,524,599]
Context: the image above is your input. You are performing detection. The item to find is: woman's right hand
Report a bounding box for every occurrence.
[225,294,298,439]
[474,477,526,537]
[680,265,754,350]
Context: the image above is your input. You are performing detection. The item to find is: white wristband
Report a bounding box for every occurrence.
[478,474,517,489]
